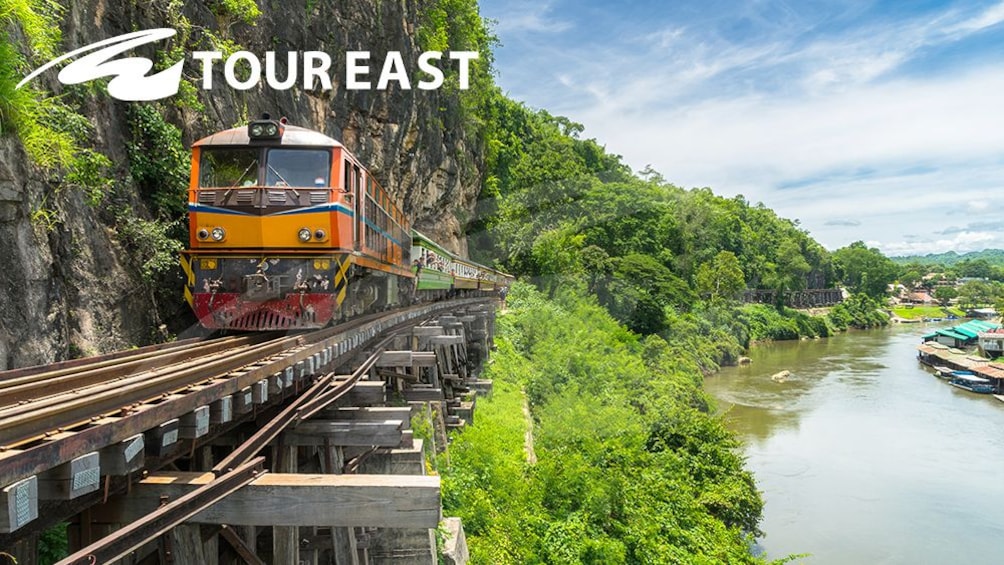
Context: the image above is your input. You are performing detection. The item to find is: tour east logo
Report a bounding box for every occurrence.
[17,28,479,101]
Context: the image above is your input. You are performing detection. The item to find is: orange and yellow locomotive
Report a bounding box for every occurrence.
[180,115,413,330]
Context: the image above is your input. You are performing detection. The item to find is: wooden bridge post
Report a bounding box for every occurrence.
[272,445,299,564]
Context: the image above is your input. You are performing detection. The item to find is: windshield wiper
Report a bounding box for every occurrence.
[268,165,300,197]
[229,160,259,188]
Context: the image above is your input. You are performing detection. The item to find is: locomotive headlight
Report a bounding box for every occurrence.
[197,228,210,240]
[211,227,226,241]
[314,229,326,240]
[298,228,312,242]
[266,124,279,136]
[250,123,265,137]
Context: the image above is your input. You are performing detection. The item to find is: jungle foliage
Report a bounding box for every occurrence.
[443,284,773,564]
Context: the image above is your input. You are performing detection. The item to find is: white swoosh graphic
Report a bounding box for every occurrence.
[17,28,183,101]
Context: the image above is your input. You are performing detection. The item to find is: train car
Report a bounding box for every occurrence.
[411,231,454,298]
[180,115,412,330]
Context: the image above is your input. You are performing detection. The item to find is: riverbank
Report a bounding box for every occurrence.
[887,305,965,322]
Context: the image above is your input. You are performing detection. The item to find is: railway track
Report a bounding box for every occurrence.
[0,298,493,540]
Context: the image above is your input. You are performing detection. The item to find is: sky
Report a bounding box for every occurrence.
[477,0,1004,256]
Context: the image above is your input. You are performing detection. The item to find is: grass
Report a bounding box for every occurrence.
[891,305,965,320]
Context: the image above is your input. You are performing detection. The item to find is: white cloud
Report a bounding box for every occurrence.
[492,1,571,35]
[946,0,1004,34]
[880,232,999,256]
[485,1,1004,253]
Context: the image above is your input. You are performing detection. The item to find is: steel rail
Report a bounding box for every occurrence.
[0,298,490,489]
[0,344,262,422]
[0,337,206,382]
[55,457,266,565]
[0,334,263,390]
[0,336,271,407]
[0,338,305,448]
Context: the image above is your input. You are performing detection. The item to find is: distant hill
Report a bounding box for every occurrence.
[891,249,1004,266]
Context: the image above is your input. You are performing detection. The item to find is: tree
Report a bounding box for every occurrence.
[762,240,812,309]
[900,269,922,290]
[958,280,993,309]
[832,241,898,299]
[933,286,958,307]
[695,251,746,301]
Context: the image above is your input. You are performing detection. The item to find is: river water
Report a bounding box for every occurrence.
[704,322,1004,564]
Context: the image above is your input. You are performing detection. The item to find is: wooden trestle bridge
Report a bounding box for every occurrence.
[0,298,496,564]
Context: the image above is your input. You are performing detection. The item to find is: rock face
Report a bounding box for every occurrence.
[0,0,485,368]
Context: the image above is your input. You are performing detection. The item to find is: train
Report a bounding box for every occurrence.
[180,115,513,331]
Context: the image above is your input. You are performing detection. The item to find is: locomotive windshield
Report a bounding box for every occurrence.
[200,148,258,188]
[265,149,330,187]
[199,148,330,188]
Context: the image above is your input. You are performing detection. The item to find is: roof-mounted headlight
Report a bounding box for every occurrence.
[248,113,284,140]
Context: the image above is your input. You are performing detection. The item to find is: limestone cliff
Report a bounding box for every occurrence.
[0,0,485,369]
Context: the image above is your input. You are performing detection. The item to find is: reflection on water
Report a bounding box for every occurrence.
[705,323,1004,564]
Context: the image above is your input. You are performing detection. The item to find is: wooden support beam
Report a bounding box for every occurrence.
[403,388,444,402]
[170,523,211,564]
[0,475,37,533]
[378,368,420,382]
[252,379,268,404]
[376,351,413,367]
[273,445,298,565]
[345,381,385,406]
[211,396,233,425]
[411,326,444,337]
[412,352,438,367]
[219,524,265,565]
[234,387,254,414]
[38,452,101,500]
[100,434,145,476]
[93,473,441,528]
[145,418,179,457]
[320,406,413,424]
[179,405,210,439]
[284,421,404,447]
[430,336,465,346]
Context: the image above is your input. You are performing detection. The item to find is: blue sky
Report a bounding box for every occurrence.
[478,0,1004,255]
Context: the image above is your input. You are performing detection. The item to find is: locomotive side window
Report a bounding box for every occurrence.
[200,148,259,188]
[265,149,331,187]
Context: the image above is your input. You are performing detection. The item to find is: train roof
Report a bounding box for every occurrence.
[193,124,344,148]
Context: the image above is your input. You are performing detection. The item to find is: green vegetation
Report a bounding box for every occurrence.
[125,105,189,219]
[443,283,771,563]
[0,0,115,210]
[212,0,261,25]
[889,305,964,320]
[832,242,898,299]
[891,249,1004,267]
[826,294,889,329]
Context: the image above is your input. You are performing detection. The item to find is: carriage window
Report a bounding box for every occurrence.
[265,149,331,187]
[200,148,259,188]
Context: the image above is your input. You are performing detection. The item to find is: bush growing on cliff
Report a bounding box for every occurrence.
[125,105,189,219]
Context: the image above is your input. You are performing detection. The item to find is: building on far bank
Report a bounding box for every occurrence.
[922,319,1001,349]
[980,328,1004,359]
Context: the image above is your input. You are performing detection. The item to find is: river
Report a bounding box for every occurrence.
[704,322,1004,564]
